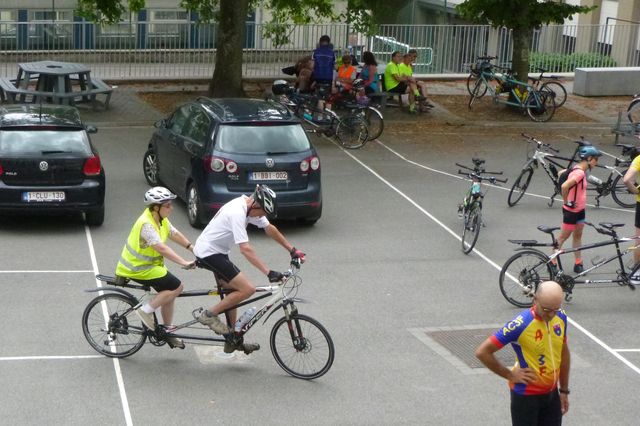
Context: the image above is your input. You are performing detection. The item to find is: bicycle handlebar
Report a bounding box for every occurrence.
[458,170,508,184]
[521,133,560,153]
[477,55,497,60]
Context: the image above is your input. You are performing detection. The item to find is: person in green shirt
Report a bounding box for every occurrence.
[384,51,417,113]
[401,52,434,111]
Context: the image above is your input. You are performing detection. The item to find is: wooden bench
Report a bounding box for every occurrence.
[85,77,113,110]
[0,77,61,104]
[574,67,640,96]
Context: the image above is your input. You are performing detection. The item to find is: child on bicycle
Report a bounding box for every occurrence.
[115,187,196,349]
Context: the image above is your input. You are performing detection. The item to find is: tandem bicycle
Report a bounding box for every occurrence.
[82,258,335,380]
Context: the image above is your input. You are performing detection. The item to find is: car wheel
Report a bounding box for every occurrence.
[85,206,105,226]
[143,149,160,186]
[187,182,206,228]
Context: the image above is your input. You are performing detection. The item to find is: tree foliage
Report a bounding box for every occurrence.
[456,0,596,80]
[75,0,391,96]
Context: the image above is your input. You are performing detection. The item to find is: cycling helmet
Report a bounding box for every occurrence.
[253,184,277,217]
[272,80,290,96]
[144,186,177,205]
[578,146,602,160]
[351,78,365,91]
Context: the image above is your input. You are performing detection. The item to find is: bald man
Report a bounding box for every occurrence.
[476,281,571,426]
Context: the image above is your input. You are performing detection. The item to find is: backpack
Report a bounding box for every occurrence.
[557,166,582,203]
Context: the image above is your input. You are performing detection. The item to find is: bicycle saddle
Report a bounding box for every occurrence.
[600,222,625,229]
[537,225,560,234]
[574,139,592,147]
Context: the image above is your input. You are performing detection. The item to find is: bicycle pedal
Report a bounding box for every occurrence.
[628,283,636,291]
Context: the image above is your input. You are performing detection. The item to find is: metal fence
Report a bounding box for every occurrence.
[0,21,639,80]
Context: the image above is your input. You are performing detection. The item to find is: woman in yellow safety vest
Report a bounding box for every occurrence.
[115,186,195,349]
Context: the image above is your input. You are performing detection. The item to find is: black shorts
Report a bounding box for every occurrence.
[132,271,181,292]
[197,253,241,283]
[562,208,585,229]
[510,390,562,426]
[636,202,640,228]
[388,82,408,94]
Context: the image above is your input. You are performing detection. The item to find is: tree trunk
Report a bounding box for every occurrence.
[511,27,532,84]
[209,0,249,97]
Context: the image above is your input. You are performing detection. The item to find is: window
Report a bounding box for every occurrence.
[217,124,310,154]
[0,130,91,156]
[168,105,191,136]
[96,11,136,49]
[184,107,211,145]
[149,10,188,35]
[28,10,73,49]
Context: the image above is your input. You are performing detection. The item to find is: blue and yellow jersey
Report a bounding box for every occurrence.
[490,307,568,395]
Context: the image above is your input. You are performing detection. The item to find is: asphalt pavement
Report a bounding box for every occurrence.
[1,82,639,425]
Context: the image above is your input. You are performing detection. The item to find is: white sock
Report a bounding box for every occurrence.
[142,304,155,314]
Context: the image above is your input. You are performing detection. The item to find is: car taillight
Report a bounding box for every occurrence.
[205,156,238,173]
[300,156,320,172]
[0,161,3,176]
[83,156,101,176]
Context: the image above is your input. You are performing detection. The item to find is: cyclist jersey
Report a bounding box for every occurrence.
[193,195,269,257]
[631,155,640,202]
[311,45,335,83]
[360,65,378,92]
[490,307,568,396]
[563,167,586,212]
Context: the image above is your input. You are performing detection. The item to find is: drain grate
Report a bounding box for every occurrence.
[409,325,515,375]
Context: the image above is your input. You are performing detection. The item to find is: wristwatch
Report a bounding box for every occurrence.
[559,388,570,395]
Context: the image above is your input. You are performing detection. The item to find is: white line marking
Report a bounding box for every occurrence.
[84,224,133,426]
[0,270,94,273]
[0,355,103,361]
[340,140,640,376]
[613,349,640,353]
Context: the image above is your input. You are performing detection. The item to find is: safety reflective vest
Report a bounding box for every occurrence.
[115,209,169,280]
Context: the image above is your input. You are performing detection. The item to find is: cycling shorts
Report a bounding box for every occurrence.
[562,208,586,231]
[197,253,241,283]
[388,82,408,94]
[132,271,181,292]
[635,202,640,228]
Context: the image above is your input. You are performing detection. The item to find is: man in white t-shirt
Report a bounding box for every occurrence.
[193,184,305,354]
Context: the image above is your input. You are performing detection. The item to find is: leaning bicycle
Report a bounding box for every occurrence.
[499,222,639,307]
[507,134,589,207]
[82,259,335,380]
[529,67,568,108]
[456,158,507,254]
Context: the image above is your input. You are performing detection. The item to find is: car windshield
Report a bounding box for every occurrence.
[0,129,91,155]
[216,124,310,154]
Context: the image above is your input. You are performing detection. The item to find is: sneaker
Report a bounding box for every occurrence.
[457,204,464,218]
[165,336,185,349]
[197,310,230,335]
[135,307,155,330]
[241,342,260,355]
[573,263,584,273]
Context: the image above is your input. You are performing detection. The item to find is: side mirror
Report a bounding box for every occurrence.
[154,119,167,129]
[85,125,98,134]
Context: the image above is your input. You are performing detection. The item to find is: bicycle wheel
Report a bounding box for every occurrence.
[466,73,488,97]
[362,106,384,140]
[526,90,556,122]
[461,204,482,254]
[82,293,147,358]
[468,78,488,109]
[499,250,553,308]
[611,172,635,208]
[540,81,567,108]
[627,98,640,124]
[270,313,335,380]
[335,114,369,149]
[508,167,534,207]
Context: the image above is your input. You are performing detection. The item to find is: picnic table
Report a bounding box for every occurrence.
[0,60,112,110]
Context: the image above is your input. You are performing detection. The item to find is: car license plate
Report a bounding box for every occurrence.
[22,191,66,202]
[251,171,288,181]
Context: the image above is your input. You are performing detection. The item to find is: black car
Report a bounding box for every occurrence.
[143,97,322,227]
[0,104,105,225]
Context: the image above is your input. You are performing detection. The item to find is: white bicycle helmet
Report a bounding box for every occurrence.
[253,184,277,217]
[144,186,177,205]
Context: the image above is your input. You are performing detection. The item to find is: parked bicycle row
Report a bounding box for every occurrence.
[454,133,640,308]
